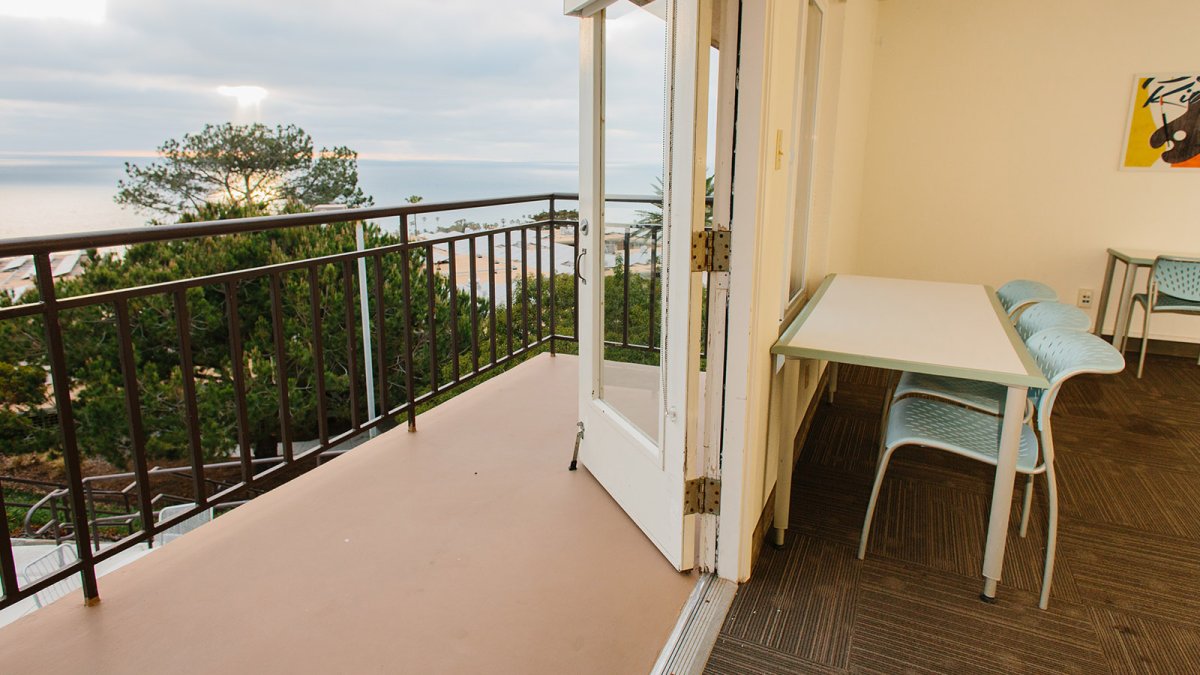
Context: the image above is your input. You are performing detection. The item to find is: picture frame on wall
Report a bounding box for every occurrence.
[1121,73,1200,170]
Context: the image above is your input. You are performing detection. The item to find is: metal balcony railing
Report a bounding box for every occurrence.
[0,192,678,610]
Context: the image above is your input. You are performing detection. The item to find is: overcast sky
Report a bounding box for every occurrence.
[0,0,623,163]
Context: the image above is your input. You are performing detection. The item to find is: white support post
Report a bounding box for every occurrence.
[356,222,378,438]
[317,204,378,439]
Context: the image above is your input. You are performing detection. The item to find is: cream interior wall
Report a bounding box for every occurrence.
[722,0,880,581]
[854,0,1200,342]
[764,0,880,510]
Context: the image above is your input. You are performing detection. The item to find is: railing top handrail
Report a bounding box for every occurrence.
[0,190,710,257]
[0,193,582,258]
[0,191,694,258]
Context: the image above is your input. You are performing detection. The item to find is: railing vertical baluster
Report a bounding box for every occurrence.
[173,289,208,502]
[426,244,438,394]
[623,231,631,347]
[342,260,362,430]
[114,299,156,546]
[505,230,513,357]
[447,240,460,383]
[85,483,98,552]
[268,274,293,462]
[469,237,480,372]
[399,215,417,432]
[372,254,390,415]
[0,485,19,597]
[649,228,658,350]
[35,253,100,603]
[306,270,329,447]
[225,281,253,482]
[548,197,557,355]
[535,224,543,345]
[488,234,497,365]
[521,226,529,349]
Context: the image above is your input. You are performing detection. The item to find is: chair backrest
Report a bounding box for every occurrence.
[996,279,1057,317]
[1025,328,1124,426]
[20,543,81,608]
[1152,256,1200,302]
[1015,302,1092,342]
[155,503,213,546]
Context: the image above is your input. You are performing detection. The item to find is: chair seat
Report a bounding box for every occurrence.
[1132,291,1200,314]
[886,397,1041,473]
[894,372,1007,414]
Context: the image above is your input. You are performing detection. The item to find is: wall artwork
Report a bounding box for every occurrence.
[1122,74,1200,169]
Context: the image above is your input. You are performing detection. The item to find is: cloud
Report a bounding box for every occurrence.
[0,0,587,162]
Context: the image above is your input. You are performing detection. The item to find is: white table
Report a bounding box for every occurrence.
[771,274,1049,600]
[1095,247,1200,351]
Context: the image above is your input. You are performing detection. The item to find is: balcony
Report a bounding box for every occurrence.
[5,190,1196,674]
[0,195,696,672]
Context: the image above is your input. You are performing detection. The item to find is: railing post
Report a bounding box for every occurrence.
[399,214,418,432]
[548,196,557,356]
[0,484,20,599]
[33,253,100,605]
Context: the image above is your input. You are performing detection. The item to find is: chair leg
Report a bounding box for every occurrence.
[859,444,899,560]
[1137,305,1152,378]
[877,374,899,462]
[1019,474,1035,538]
[1039,462,1059,610]
[1122,298,1138,354]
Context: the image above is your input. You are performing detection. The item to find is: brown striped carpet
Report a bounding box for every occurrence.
[706,353,1200,674]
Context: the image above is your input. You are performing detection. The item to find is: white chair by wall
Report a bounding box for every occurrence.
[20,543,81,608]
[154,503,214,546]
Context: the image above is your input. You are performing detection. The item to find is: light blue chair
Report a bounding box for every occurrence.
[1125,256,1200,378]
[884,302,1091,420]
[859,329,1124,609]
[996,279,1057,320]
[1014,302,1092,341]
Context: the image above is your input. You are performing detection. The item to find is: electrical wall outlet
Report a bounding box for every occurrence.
[1077,288,1093,308]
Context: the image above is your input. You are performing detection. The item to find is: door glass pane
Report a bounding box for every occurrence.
[788,1,823,301]
[601,0,668,443]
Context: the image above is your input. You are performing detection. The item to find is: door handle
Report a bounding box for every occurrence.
[575,248,588,285]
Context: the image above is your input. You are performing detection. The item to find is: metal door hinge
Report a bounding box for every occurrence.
[690,230,731,272]
[684,476,721,515]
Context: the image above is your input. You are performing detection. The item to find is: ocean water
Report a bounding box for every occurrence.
[0,155,662,240]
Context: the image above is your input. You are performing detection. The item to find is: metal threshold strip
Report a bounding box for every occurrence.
[651,573,737,675]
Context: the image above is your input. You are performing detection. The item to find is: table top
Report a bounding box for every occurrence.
[772,274,1048,388]
[1108,248,1200,266]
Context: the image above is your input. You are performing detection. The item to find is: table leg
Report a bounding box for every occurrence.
[981,385,1027,602]
[1094,252,1117,337]
[827,362,839,404]
[772,360,802,547]
[773,421,794,548]
[1112,262,1138,353]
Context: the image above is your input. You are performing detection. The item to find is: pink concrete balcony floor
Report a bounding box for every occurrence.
[0,354,695,673]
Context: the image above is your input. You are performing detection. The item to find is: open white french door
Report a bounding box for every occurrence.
[573,0,711,570]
